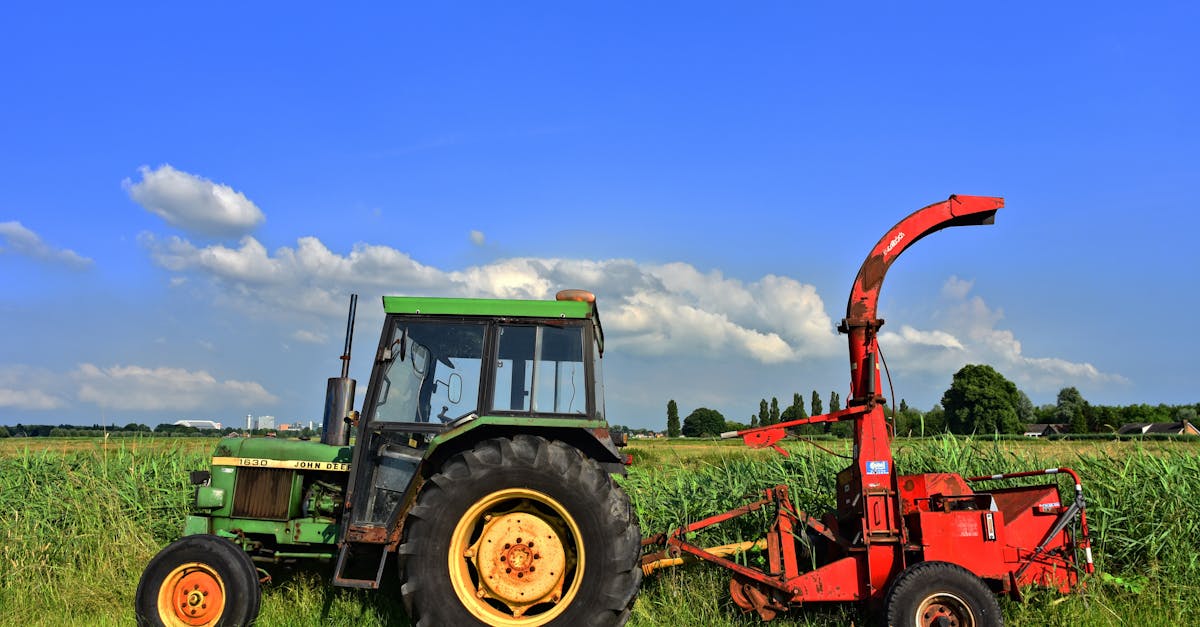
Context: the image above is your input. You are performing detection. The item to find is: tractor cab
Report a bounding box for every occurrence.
[334,289,619,587]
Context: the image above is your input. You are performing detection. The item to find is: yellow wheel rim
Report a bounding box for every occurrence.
[156,562,226,627]
[448,488,584,626]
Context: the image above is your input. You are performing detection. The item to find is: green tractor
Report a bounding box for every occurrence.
[135,290,642,627]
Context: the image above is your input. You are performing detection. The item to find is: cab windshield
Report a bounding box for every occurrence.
[373,321,485,423]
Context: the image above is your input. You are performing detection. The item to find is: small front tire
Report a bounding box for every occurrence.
[135,535,262,627]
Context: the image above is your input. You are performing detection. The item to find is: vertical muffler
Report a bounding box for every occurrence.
[322,294,357,446]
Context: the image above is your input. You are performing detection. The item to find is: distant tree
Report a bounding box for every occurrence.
[893,398,926,436]
[924,404,946,434]
[0,426,10,438]
[750,414,759,428]
[794,393,806,419]
[666,399,681,438]
[1056,387,1088,433]
[682,408,726,438]
[1090,405,1120,433]
[1177,407,1198,424]
[1015,391,1036,425]
[723,420,749,433]
[829,391,841,413]
[940,364,1023,434]
[811,391,824,417]
[769,397,780,425]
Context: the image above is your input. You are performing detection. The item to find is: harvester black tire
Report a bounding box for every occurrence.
[399,435,642,627]
[883,561,1002,627]
[135,534,261,627]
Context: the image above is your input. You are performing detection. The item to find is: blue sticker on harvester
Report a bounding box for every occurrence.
[866,460,890,475]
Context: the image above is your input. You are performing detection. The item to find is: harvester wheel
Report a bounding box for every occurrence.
[135,534,261,627]
[399,435,641,626]
[883,561,1001,627]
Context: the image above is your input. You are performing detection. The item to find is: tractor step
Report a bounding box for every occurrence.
[332,542,390,589]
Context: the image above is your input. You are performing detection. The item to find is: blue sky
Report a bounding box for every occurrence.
[1,3,1196,430]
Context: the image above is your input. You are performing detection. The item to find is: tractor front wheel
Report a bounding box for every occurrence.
[135,534,261,627]
[399,435,641,626]
[883,561,1001,627]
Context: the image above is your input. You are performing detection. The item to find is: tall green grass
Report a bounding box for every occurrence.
[1,436,1197,625]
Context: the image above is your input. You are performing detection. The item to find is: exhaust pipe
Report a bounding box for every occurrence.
[322,294,358,446]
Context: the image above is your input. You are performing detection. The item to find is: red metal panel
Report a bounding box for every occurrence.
[915,511,1008,579]
[990,484,1077,592]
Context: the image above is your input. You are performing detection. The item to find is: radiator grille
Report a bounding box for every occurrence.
[232,468,294,520]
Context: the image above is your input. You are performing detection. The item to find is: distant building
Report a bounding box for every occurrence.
[253,415,275,430]
[1023,424,1066,437]
[1116,421,1199,436]
[174,419,222,430]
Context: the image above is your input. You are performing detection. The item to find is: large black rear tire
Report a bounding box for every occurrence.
[399,435,641,626]
[135,534,261,627]
[883,561,1002,627]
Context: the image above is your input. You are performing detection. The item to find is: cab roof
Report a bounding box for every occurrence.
[382,296,594,320]
[381,295,605,353]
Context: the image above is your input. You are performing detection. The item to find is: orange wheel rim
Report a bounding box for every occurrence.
[447,488,584,626]
[157,562,226,627]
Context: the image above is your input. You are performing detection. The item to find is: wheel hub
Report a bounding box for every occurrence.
[917,593,973,627]
[467,511,568,617]
[159,563,225,626]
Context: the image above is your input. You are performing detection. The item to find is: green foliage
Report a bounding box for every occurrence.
[940,364,1023,434]
[768,397,780,426]
[0,425,10,438]
[666,399,681,438]
[1016,391,1035,424]
[682,407,726,437]
[810,390,823,417]
[1056,387,1089,433]
[758,399,769,427]
[829,391,840,413]
[5,437,1200,625]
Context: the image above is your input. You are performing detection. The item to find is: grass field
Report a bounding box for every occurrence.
[0,435,1197,625]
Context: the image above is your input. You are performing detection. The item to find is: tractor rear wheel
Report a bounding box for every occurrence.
[399,435,641,626]
[883,561,1001,627]
[134,534,261,627]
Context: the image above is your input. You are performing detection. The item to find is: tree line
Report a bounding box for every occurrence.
[664,364,1199,438]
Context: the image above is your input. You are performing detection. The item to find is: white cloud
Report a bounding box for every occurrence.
[140,234,842,363]
[941,275,974,300]
[292,330,328,344]
[0,366,69,410]
[879,277,1125,392]
[469,230,486,246]
[124,164,265,237]
[0,221,92,269]
[0,389,65,410]
[75,363,277,411]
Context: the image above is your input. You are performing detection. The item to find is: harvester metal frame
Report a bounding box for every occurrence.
[642,195,1095,622]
